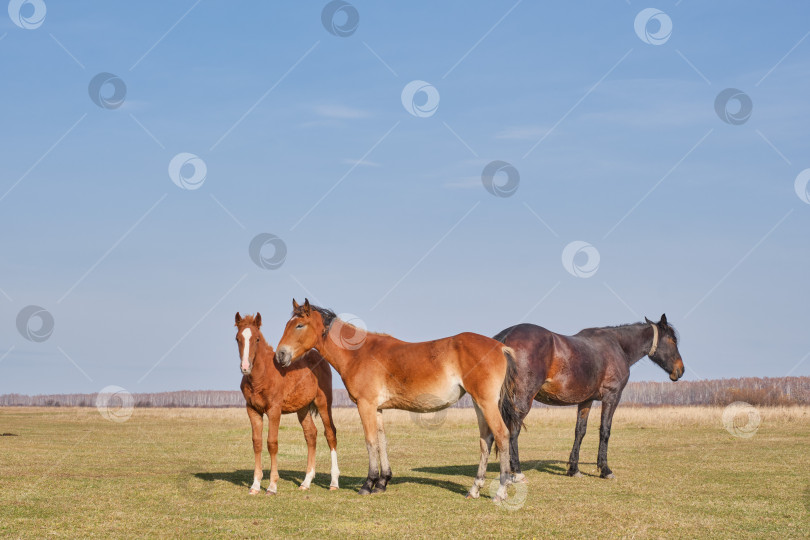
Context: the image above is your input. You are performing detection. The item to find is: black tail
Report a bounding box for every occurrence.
[498,346,524,437]
[308,402,320,419]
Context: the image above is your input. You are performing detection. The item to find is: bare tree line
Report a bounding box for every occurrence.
[1,376,808,408]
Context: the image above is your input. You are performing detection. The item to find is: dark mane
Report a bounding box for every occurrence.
[584,320,679,344]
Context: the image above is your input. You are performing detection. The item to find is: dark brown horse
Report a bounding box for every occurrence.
[235,312,339,495]
[274,299,522,501]
[494,314,684,480]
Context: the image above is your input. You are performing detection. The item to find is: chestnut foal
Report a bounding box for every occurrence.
[235,312,339,495]
[274,299,521,502]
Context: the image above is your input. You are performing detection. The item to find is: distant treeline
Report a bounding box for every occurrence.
[1,377,808,408]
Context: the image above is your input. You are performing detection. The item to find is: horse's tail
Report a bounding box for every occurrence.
[308,401,320,419]
[498,346,524,438]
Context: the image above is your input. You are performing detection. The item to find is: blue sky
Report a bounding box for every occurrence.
[1,1,809,394]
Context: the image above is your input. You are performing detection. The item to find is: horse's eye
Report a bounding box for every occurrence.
[296,324,304,329]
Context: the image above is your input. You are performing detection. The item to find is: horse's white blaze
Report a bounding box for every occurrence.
[330,449,340,488]
[240,328,252,372]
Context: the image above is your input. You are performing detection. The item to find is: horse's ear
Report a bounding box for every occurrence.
[659,313,668,326]
[293,299,300,311]
[255,312,262,327]
[235,312,242,324]
[644,316,653,324]
[303,298,311,315]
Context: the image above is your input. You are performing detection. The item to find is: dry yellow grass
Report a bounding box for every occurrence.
[1,406,808,538]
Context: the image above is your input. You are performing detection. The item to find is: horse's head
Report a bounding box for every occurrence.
[645,313,684,381]
[234,312,264,375]
[275,298,328,367]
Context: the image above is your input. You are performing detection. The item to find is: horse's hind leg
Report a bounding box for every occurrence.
[314,391,340,490]
[466,403,494,499]
[477,399,512,501]
[372,411,392,493]
[509,394,533,483]
[567,399,593,477]
[296,409,317,490]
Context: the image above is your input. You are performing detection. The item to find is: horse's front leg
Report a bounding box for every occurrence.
[247,407,264,495]
[567,399,593,477]
[356,400,380,495]
[296,408,317,490]
[266,407,282,494]
[372,411,392,493]
[597,395,620,479]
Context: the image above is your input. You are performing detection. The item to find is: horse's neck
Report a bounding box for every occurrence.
[612,324,654,366]
[246,339,276,388]
[317,328,355,376]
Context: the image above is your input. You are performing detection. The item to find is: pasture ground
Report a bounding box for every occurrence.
[1,406,808,538]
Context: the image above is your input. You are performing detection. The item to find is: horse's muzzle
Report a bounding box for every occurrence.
[670,363,684,381]
[275,349,292,367]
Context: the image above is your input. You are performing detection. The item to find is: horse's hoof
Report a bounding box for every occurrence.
[329,486,339,491]
[567,470,582,478]
[249,489,261,495]
[371,486,386,494]
[298,485,310,491]
[492,495,505,503]
[358,488,372,496]
[465,492,479,499]
[265,489,277,496]
[603,473,616,480]
[512,473,527,484]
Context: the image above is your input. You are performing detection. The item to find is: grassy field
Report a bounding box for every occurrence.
[1,405,808,538]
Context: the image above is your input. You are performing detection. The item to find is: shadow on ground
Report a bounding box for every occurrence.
[195,469,469,495]
[413,459,599,478]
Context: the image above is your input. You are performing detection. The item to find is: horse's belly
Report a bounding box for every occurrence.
[535,377,592,405]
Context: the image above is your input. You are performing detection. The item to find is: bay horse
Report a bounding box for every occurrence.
[235,312,340,495]
[494,314,685,480]
[274,299,522,501]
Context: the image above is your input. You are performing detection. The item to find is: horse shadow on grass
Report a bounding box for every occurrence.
[412,459,599,478]
[195,469,469,496]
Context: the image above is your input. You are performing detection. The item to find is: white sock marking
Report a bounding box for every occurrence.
[330,449,340,488]
[250,479,261,491]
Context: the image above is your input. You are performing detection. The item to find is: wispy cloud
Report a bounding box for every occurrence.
[314,104,372,119]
